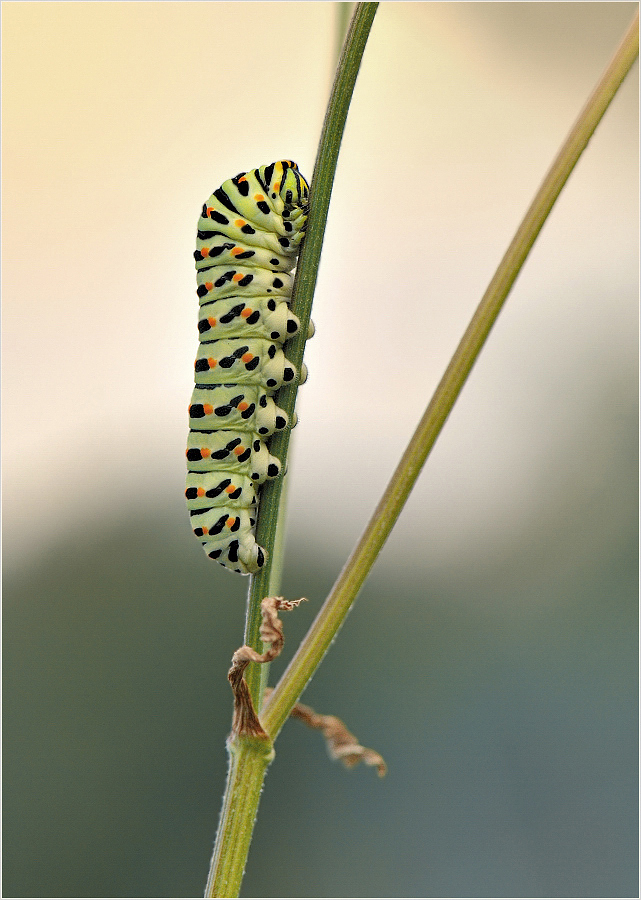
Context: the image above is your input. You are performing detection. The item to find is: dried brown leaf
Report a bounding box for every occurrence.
[228,596,306,739]
[289,700,388,777]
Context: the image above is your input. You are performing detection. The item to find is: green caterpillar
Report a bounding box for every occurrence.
[186,160,311,574]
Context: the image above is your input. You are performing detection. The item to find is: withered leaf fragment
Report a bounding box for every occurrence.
[228,596,387,776]
[289,701,387,777]
[228,596,306,739]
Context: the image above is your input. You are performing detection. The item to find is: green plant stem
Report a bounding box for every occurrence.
[205,6,379,897]
[335,2,354,66]
[243,0,379,707]
[204,735,274,899]
[261,9,639,740]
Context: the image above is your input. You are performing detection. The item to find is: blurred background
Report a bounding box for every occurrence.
[2,2,638,897]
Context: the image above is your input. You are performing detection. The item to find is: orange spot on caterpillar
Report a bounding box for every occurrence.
[233,446,245,456]
[238,402,249,412]
[254,193,265,202]
[204,282,213,291]
[197,487,205,497]
[238,176,247,183]
[201,448,211,458]
[274,182,281,192]
[203,404,213,415]
[234,219,246,228]
[225,484,236,494]
[206,207,214,216]
[208,317,217,327]
[202,527,209,535]
[226,517,235,528]
[241,353,253,363]
[207,358,216,368]
[240,308,252,319]
[232,272,244,283]
[200,247,210,257]
[231,247,244,257]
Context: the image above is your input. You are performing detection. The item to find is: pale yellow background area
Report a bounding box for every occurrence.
[2,2,638,569]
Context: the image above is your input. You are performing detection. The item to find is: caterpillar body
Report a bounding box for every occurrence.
[186,160,311,575]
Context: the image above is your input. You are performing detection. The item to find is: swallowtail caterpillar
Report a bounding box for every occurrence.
[186,160,312,574]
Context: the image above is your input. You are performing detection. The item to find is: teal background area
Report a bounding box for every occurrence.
[4,414,637,898]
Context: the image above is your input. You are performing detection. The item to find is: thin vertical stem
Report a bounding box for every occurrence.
[205,7,380,896]
[242,2,379,706]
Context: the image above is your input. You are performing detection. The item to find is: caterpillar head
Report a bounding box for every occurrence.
[275,160,309,211]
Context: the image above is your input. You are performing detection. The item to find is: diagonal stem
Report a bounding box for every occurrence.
[261,9,639,740]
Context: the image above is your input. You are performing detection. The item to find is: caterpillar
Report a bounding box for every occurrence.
[186,160,311,575]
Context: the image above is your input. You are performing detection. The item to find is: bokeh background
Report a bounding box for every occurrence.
[2,2,638,897]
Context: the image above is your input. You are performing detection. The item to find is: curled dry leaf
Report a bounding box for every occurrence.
[228,596,386,776]
[228,596,306,739]
[289,701,388,777]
